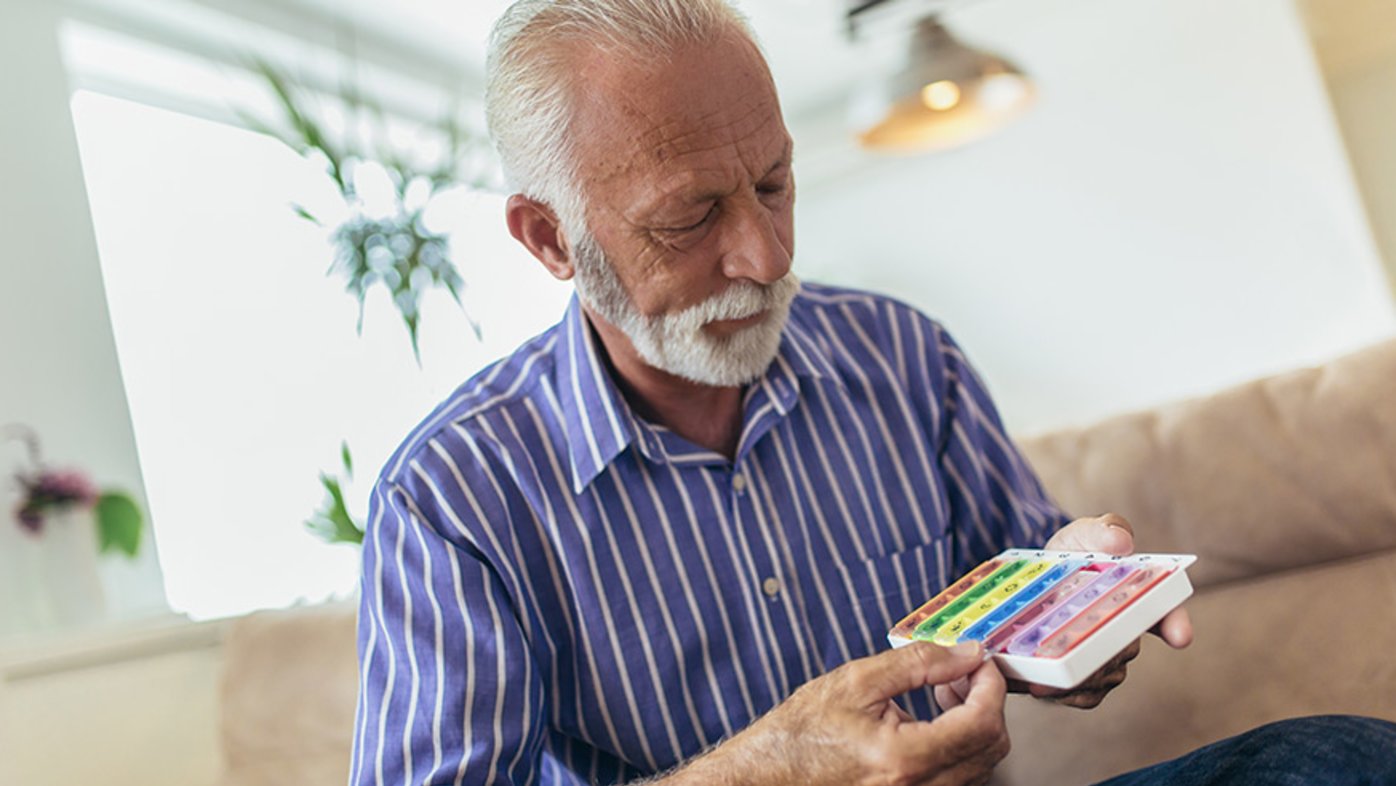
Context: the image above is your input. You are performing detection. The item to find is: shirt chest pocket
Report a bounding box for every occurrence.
[811,538,949,650]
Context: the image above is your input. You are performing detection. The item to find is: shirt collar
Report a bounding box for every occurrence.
[775,310,844,388]
[553,292,846,493]
[554,296,637,495]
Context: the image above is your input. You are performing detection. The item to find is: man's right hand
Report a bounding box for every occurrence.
[669,640,1010,786]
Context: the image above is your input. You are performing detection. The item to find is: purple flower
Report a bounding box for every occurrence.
[27,469,100,506]
[16,505,43,535]
[13,467,99,536]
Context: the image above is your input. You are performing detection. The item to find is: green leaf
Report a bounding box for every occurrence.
[251,58,347,190]
[291,203,322,225]
[235,108,303,153]
[321,471,347,510]
[305,514,363,545]
[306,471,364,545]
[94,492,143,559]
[241,51,492,359]
[405,312,423,366]
[340,440,354,478]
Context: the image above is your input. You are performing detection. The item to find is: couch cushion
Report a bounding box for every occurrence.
[218,601,358,786]
[1020,338,1396,589]
[993,547,1396,785]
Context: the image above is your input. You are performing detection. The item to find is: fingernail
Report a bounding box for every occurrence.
[949,641,981,657]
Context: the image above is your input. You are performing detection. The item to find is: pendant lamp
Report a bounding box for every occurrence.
[852,16,1035,153]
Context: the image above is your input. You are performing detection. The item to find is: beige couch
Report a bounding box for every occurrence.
[219,338,1396,786]
[1000,337,1396,784]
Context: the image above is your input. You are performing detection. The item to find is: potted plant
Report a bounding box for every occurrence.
[2,424,145,634]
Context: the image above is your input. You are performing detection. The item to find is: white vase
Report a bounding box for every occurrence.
[0,509,107,637]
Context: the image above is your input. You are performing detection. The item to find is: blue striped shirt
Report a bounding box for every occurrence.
[351,282,1068,785]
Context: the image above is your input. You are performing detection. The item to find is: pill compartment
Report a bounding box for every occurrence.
[888,550,1197,689]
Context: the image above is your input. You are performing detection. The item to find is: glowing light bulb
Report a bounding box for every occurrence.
[979,73,1029,111]
[920,80,961,111]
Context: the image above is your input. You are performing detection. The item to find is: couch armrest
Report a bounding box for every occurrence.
[218,601,359,786]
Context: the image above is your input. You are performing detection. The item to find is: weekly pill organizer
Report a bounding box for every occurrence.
[888,549,1197,689]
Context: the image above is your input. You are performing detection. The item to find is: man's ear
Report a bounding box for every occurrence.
[506,194,575,281]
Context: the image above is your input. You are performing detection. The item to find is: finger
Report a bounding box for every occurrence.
[934,675,972,711]
[851,641,986,708]
[902,663,1009,769]
[1027,642,1138,701]
[1043,514,1135,556]
[878,698,915,724]
[1095,512,1134,537]
[905,662,1006,739]
[959,659,1008,716]
[1048,658,1129,709]
[1048,689,1110,710]
[934,684,961,711]
[1096,638,1142,671]
[1150,607,1193,649]
[1034,664,1127,709]
[923,731,1012,786]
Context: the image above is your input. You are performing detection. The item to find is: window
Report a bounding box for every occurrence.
[70,89,570,620]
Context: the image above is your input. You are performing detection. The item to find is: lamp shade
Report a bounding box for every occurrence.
[853,17,1035,153]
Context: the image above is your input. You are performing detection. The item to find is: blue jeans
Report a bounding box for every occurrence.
[1096,716,1396,785]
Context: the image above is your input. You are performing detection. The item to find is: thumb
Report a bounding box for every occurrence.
[1048,514,1134,555]
[852,641,986,706]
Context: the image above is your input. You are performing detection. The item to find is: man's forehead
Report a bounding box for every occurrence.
[636,97,786,163]
[566,33,788,187]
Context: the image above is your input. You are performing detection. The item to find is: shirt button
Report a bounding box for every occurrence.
[732,473,748,494]
[762,577,781,597]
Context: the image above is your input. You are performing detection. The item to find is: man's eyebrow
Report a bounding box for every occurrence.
[640,140,795,218]
[688,142,794,201]
[763,140,794,178]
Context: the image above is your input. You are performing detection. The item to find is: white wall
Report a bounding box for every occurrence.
[1326,50,1396,302]
[790,0,1396,434]
[0,0,166,633]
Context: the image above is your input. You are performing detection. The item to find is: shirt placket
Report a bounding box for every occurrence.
[727,453,818,696]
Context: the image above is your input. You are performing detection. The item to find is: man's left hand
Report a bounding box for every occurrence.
[1017,513,1193,709]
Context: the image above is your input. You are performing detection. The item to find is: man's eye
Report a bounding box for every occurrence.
[665,205,717,233]
[758,178,790,198]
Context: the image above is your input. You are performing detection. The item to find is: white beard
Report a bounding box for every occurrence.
[571,233,799,387]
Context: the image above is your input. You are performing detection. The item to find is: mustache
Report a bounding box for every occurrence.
[667,273,801,326]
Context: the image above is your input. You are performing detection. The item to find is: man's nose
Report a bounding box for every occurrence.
[719,198,791,285]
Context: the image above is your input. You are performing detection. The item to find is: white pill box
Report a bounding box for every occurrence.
[888,549,1197,689]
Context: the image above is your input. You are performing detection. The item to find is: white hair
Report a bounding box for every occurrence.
[484,0,755,237]
[571,230,801,386]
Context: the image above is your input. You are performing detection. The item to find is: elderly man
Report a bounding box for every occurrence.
[351,2,1395,784]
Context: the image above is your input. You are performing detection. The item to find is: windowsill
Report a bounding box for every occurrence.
[0,594,359,682]
[0,611,229,682]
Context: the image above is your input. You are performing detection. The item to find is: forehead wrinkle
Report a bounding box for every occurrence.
[639,93,776,162]
[634,107,788,200]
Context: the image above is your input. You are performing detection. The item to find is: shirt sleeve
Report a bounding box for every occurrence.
[350,469,546,786]
[932,325,1072,575]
